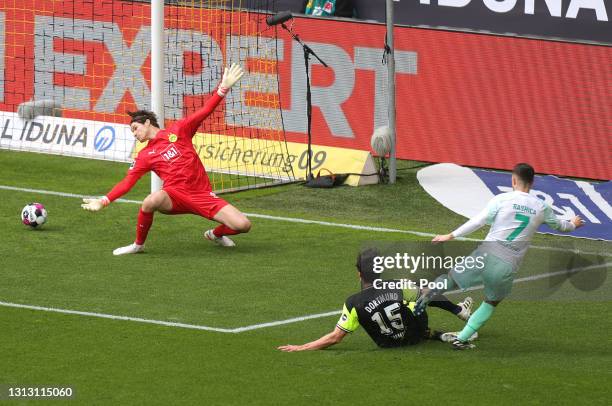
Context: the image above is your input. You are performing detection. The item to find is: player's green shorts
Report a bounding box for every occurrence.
[450,250,515,301]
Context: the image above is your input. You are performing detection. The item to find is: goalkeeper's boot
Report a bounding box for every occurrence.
[452,339,476,350]
[113,243,144,256]
[456,296,474,321]
[204,230,236,247]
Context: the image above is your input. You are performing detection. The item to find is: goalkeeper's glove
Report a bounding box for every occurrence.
[217,63,244,97]
[81,196,110,212]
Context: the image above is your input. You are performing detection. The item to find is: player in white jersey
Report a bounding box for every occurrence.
[415,163,584,349]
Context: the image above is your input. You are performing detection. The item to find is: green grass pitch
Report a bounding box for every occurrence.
[0,150,610,404]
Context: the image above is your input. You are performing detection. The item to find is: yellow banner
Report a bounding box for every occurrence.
[133,132,377,186]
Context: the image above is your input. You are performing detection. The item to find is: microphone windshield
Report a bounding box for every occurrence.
[266,11,293,26]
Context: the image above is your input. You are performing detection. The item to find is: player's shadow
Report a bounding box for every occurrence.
[150,239,263,260]
[27,225,66,233]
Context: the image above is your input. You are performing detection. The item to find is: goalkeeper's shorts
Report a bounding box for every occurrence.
[163,187,229,219]
[450,250,515,301]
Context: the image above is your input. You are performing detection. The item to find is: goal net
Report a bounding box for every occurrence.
[0,0,293,192]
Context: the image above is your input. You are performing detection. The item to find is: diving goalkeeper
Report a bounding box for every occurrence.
[82,64,251,255]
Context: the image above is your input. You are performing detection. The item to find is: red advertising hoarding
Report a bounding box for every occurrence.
[0,1,610,179]
[277,17,611,180]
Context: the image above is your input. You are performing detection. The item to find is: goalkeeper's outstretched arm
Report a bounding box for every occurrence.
[81,161,148,212]
[180,64,244,137]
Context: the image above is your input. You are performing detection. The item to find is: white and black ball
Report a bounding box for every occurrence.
[21,202,48,228]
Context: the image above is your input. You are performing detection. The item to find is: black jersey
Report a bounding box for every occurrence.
[336,286,428,348]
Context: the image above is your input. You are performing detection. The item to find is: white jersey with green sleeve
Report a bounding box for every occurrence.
[451,191,576,265]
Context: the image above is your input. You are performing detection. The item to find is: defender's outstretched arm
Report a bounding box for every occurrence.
[278,327,347,352]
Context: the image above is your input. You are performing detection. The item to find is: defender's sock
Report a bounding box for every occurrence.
[423,274,456,301]
[213,224,240,238]
[135,209,154,245]
[458,302,495,342]
[429,294,462,315]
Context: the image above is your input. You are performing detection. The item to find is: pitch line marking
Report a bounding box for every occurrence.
[1,262,609,333]
[0,185,437,236]
[0,301,235,333]
[230,311,342,333]
[0,185,609,257]
[235,261,612,331]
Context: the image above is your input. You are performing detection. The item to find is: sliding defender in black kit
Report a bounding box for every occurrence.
[278,249,474,351]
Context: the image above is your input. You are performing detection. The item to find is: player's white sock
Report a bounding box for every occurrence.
[113,243,145,256]
[204,229,235,247]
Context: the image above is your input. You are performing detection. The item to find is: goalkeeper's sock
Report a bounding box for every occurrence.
[457,302,495,342]
[135,209,154,245]
[213,224,240,238]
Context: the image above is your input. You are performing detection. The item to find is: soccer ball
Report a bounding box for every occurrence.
[370,126,392,157]
[21,202,47,228]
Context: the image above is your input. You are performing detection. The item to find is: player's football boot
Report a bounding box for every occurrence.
[113,243,145,256]
[452,339,476,350]
[456,296,474,321]
[440,332,478,343]
[204,229,236,247]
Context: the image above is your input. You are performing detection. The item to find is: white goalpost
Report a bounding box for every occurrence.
[151,0,165,193]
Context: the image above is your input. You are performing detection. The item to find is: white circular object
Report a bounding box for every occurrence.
[21,202,48,228]
[370,126,392,156]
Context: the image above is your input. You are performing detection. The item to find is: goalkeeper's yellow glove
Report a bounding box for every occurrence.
[81,197,110,212]
[217,63,244,97]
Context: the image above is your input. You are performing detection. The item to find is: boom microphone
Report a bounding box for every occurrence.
[266,11,293,26]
